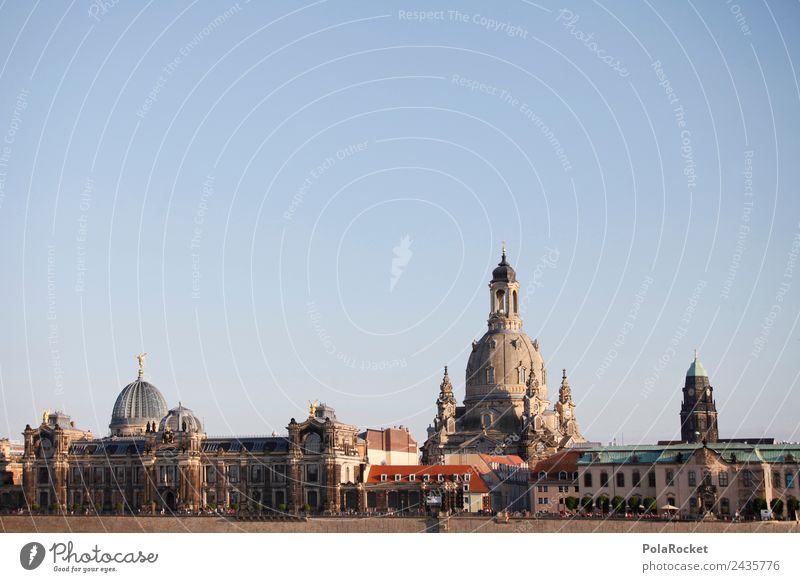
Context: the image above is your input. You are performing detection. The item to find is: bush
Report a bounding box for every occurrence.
[611,496,626,513]
[580,496,593,512]
[643,497,656,514]
[786,497,799,519]
[751,498,768,513]
[770,499,784,516]
[628,495,641,514]
[277,503,287,511]
[565,496,579,511]
[302,503,311,512]
[595,495,610,513]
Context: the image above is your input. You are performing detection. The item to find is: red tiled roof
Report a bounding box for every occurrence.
[479,454,526,467]
[530,450,581,477]
[365,465,490,493]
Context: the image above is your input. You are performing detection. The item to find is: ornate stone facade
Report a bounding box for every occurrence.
[18,368,364,515]
[422,249,586,465]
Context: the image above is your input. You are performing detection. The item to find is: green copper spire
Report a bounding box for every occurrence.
[686,349,708,377]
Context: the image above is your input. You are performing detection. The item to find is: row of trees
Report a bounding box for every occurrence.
[565,494,656,514]
[563,495,800,518]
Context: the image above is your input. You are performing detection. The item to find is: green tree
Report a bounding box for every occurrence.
[580,496,594,512]
[786,497,799,520]
[628,495,641,514]
[611,496,626,513]
[596,495,610,513]
[770,498,784,517]
[565,496,579,511]
[643,497,657,514]
[752,498,768,512]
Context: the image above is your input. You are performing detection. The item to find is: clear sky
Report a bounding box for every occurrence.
[0,1,798,446]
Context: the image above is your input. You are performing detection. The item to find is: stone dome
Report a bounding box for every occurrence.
[158,403,203,433]
[465,329,546,399]
[491,251,516,283]
[109,378,169,436]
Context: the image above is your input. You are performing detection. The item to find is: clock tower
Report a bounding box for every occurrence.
[679,351,719,444]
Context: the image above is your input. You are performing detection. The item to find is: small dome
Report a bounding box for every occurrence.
[686,353,708,378]
[159,403,202,433]
[110,379,168,436]
[491,250,516,283]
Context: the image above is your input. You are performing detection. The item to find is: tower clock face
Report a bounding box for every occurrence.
[687,388,695,397]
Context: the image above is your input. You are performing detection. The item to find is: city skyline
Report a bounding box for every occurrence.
[0,1,798,448]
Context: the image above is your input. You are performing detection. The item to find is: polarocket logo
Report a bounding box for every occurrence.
[19,542,46,570]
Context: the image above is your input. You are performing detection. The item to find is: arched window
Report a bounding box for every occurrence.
[513,290,518,314]
[495,289,506,314]
[486,366,495,384]
[303,433,322,454]
[481,413,493,429]
[447,418,455,433]
[558,471,567,481]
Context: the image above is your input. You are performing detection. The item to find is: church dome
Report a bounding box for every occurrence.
[466,330,546,398]
[109,378,169,436]
[158,403,202,433]
[491,250,516,283]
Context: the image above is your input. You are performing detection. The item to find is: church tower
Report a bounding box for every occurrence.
[487,244,522,332]
[679,352,719,443]
[434,366,457,434]
[422,245,586,464]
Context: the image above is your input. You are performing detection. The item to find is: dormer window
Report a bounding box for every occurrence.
[394,474,401,482]
[437,474,444,482]
[464,473,471,482]
[452,474,459,482]
[409,474,416,482]
[380,474,387,482]
[423,474,430,482]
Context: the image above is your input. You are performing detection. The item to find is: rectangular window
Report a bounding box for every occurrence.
[773,472,781,488]
[719,471,729,487]
[616,472,625,488]
[632,470,641,487]
[71,467,81,483]
[688,471,697,487]
[648,472,656,487]
[307,465,318,483]
[786,473,795,489]
[206,465,216,484]
[272,465,286,483]
[251,465,263,483]
[743,470,753,487]
[666,469,675,486]
[584,472,593,488]
[228,465,239,483]
[94,467,103,484]
[115,467,125,482]
[134,466,142,485]
[600,472,609,487]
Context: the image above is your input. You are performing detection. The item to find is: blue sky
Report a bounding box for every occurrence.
[0,0,798,446]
